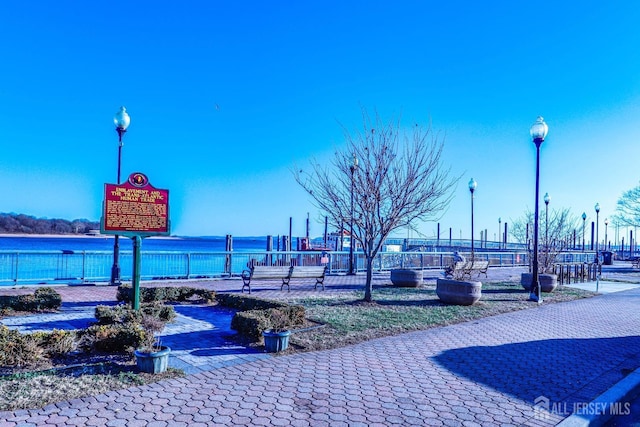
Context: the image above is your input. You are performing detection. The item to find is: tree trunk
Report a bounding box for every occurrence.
[364,256,374,302]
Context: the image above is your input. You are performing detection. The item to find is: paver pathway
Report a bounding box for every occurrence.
[1,266,639,426]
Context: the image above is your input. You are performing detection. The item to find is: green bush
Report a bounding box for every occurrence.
[215,294,289,311]
[79,323,145,353]
[33,329,78,356]
[0,326,45,367]
[230,305,306,340]
[117,285,215,304]
[94,303,175,325]
[0,287,62,312]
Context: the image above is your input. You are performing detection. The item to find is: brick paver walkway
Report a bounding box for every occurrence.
[1,266,639,426]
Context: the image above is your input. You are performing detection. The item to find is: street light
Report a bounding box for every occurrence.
[582,212,587,252]
[604,218,609,250]
[544,192,550,264]
[529,116,548,303]
[110,106,131,286]
[498,217,502,250]
[595,202,600,263]
[348,155,358,275]
[469,178,477,260]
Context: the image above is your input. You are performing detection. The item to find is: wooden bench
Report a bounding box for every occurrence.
[241,265,328,293]
[290,265,327,290]
[632,257,640,268]
[242,266,292,294]
[447,260,489,279]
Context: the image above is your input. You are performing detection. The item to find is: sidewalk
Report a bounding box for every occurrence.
[1,266,640,425]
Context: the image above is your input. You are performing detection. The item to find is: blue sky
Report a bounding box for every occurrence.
[1,1,640,241]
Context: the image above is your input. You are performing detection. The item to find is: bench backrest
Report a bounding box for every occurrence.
[468,261,489,268]
[455,260,489,269]
[251,265,292,279]
[290,265,326,278]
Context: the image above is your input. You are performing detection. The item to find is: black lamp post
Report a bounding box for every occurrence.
[529,116,548,303]
[595,203,600,263]
[582,212,587,252]
[604,218,609,250]
[469,178,477,260]
[544,192,550,265]
[110,106,131,286]
[498,217,501,249]
[348,155,358,275]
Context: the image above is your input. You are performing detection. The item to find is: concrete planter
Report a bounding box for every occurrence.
[390,269,423,287]
[134,346,171,374]
[436,278,482,306]
[263,330,291,353]
[520,273,558,293]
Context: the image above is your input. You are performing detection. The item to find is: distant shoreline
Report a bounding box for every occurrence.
[0,233,181,240]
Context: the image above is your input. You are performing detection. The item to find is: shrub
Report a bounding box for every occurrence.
[117,285,215,304]
[34,329,78,356]
[79,324,145,353]
[33,287,62,310]
[231,305,306,340]
[94,303,175,325]
[0,326,45,367]
[0,287,62,312]
[216,294,289,311]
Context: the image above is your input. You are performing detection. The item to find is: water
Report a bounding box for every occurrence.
[0,235,301,285]
[0,235,272,253]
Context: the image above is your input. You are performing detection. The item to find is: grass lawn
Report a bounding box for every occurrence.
[285,282,595,352]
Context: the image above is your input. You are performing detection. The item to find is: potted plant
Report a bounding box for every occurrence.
[262,308,291,353]
[134,315,171,374]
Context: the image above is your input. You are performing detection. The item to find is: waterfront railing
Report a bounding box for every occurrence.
[0,249,599,286]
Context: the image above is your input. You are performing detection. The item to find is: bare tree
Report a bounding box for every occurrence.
[614,183,640,228]
[295,111,457,302]
[511,208,580,273]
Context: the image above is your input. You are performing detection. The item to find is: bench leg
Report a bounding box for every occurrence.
[281,278,291,292]
[242,282,251,294]
[314,277,325,291]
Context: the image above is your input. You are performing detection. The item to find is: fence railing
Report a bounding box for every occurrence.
[0,249,599,286]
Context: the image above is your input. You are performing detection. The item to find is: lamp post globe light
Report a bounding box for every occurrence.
[582,212,587,252]
[529,116,548,303]
[110,106,131,286]
[595,203,600,263]
[469,178,477,260]
[347,155,358,275]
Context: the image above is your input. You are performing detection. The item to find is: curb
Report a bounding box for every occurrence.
[557,367,640,426]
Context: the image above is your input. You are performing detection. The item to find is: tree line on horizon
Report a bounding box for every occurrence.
[0,213,99,235]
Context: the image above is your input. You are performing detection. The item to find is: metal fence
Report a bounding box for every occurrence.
[0,249,599,286]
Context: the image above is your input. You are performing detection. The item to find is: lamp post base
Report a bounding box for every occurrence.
[528,292,542,303]
[110,265,121,286]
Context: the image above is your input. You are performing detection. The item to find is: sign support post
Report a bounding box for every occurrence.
[100,172,170,310]
[132,235,142,310]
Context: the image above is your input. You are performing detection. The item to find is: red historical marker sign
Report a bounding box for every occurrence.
[101,172,170,236]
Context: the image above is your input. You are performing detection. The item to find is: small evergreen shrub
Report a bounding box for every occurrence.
[94,303,175,325]
[215,294,289,311]
[0,326,45,367]
[32,287,63,310]
[79,323,145,353]
[117,285,215,304]
[230,305,305,340]
[0,287,62,312]
[33,329,78,356]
